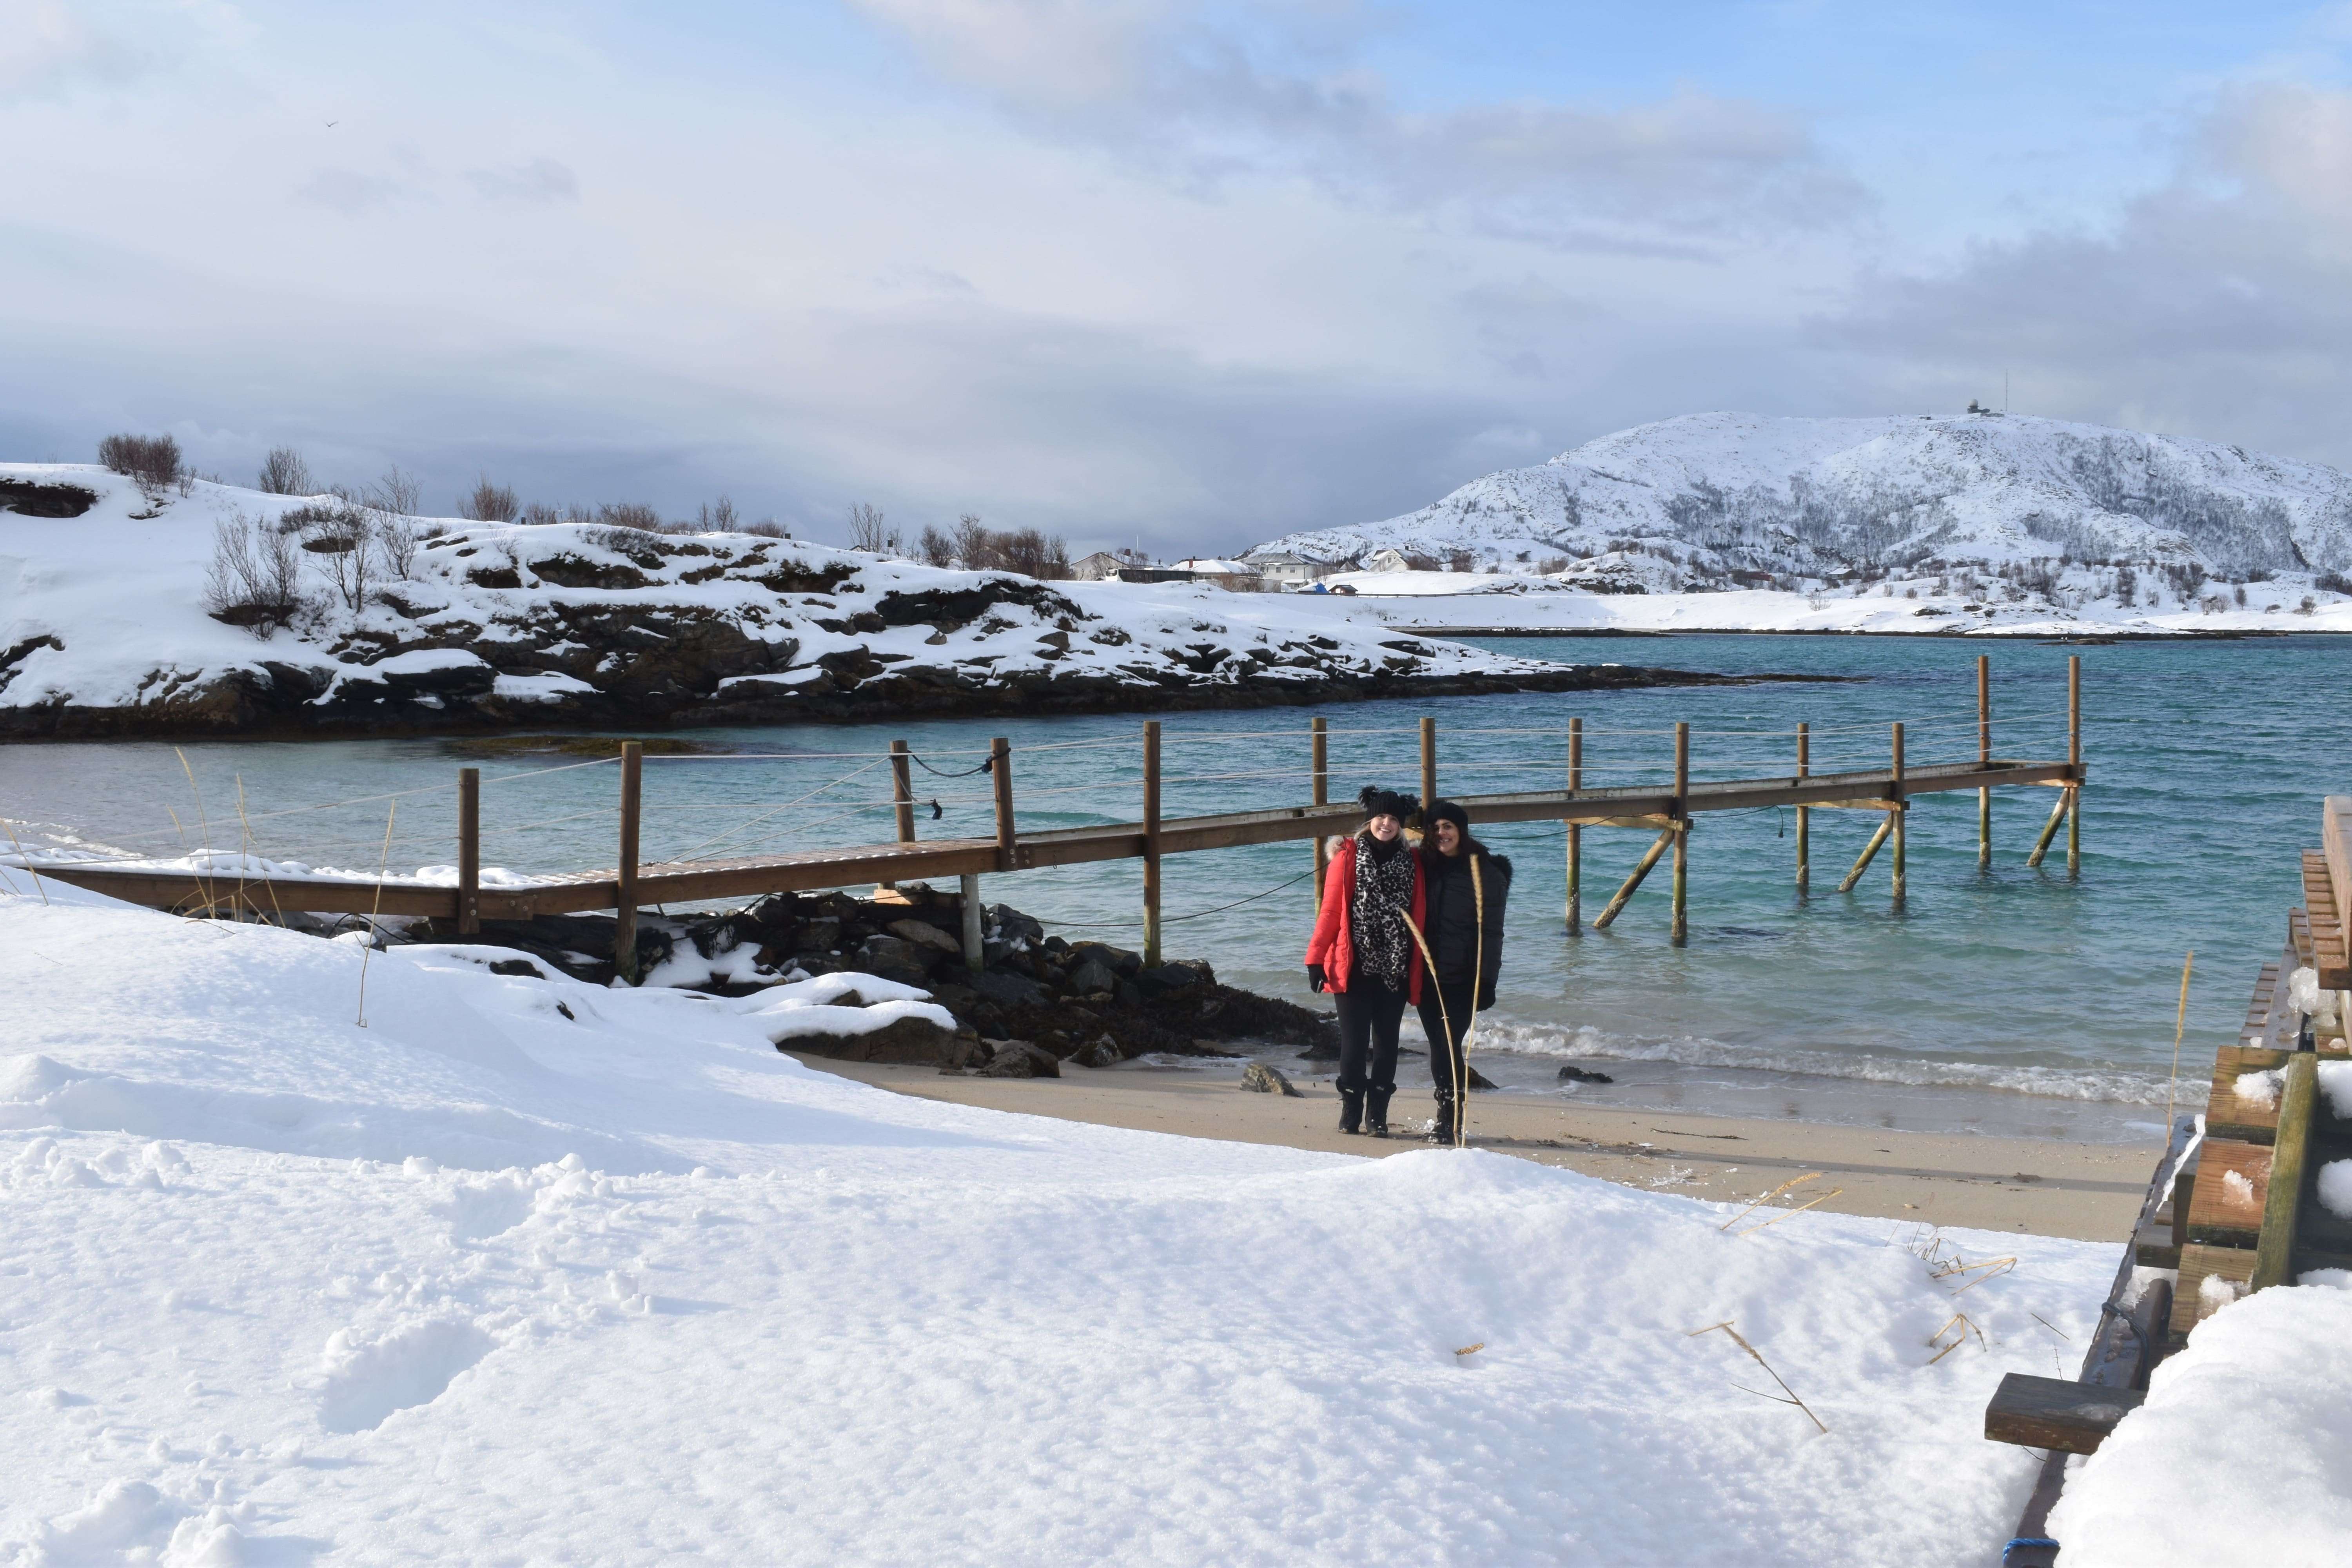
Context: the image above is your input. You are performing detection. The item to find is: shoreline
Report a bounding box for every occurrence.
[787,1049,2163,1243]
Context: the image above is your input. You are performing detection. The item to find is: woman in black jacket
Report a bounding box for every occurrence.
[1414,799,1510,1146]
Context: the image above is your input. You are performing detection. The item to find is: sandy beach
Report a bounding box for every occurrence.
[786,1052,2164,1242]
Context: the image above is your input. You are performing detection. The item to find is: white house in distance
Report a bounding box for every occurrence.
[1365,548,1413,572]
[1174,557,1272,591]
[1070,551,1125,581]
[1242,549,1321,585]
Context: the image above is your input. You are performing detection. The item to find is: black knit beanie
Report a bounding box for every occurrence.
[1425,798,1469,833]
[1357,785,1419,824]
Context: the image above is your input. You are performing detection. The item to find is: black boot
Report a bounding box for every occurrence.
[1426,1094,1457,1145]
[1365,1090,1393,1138]
[1338,1091,1364,1135]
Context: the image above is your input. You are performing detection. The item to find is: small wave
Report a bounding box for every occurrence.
[1473,1020,2207,1107]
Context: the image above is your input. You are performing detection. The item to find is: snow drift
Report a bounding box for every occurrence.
[0,877,2120,1564]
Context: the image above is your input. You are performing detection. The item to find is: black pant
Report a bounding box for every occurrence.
[1417,978,1477,1102]
[1333,978,1406,1098]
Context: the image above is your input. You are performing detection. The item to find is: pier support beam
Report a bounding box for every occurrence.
[1565,717,1582,934]
[615,740,642,985]
[960,873,984,975]
[991,737,1014,872]
[2028,791,2066,868]
[1420,715,1437,815]
[1671,722,1690,946]
[457,766,480,936]
[2068,655,2083,875]
[1312,717,1329,903]
[1795,722,1809,893]
[1142,720,1162,967]
[1838,815,1893,894]
[1891,722,1907,901]
[1978,655,1992,870]
[1593,828,1674,930]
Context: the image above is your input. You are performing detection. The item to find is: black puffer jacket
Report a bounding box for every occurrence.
[1423,850,1510,991]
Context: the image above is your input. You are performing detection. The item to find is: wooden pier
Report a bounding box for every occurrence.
[1984,789,2352,1565]
[21,656,2088,984]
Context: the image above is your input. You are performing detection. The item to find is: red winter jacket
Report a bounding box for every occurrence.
[1304,834,1426,1003]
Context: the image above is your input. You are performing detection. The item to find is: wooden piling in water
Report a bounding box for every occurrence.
[1671,722,1690,946]
[1566,717,1583,933]
[2027,792,2067,868]
[2068,655,2082,874]
[960,872,984,975]
[1142,720,1163,966]
[1978,655,1992,869]
[890,740,915,845]
[1594,828,1673,930]
[991,737,1015,873]
[1891,722,1906,900]
[1420,715,1437,813]
[1838,816,1892,894]
[615,741,642,984]
[1311,717,1329,900]
[457,766,481,936]
[1795,722,1809,893]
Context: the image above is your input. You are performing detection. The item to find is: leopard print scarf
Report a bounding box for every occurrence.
[1350,831,1416,989]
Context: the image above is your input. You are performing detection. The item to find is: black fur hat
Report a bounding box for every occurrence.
[1357,785,1419,823]
[1425,798,1470,833]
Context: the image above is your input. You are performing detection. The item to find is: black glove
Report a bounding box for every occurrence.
[1476,982,1495,1011]
[1306,963,1327,993]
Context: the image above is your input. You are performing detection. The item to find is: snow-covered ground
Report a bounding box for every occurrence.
[0,876,2119,1565]
[1254,412,2352,627]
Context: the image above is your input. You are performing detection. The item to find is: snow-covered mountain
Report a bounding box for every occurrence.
[1255,412,2352,603]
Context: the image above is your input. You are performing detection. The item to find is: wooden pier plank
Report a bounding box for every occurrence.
[2303,849,2350,991]
[2185,1140,2272,1247]
[1984,1374,2146,1455]
[2172,1243,2258,1335]
[2208,1043,2292,1145]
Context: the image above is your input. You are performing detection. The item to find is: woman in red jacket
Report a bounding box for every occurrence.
[1304,786,1427,1136]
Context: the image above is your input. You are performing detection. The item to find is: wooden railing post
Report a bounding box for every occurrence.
[1566,717,1583,934]
[457,766,480,936]
[1891,721,1907,900]
[1795,722,1809,893]
[1311,716,1329,901]
[1420,714,1437,815]
[2067,655,2082,874]
[991,737,1015,873]
[615,741,642,984]
[1977,654,1992,869]
[1142,720,1162,966]
[1671,721,1690,946]
[883,739,914,893]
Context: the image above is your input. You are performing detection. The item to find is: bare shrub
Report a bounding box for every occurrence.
[944,515,1070,578]
[593,501,663,532]
[98,432,184,495]
[376,514,422,579]
[847,501,894,553]
[692,495,739,532]
[256,447,315,495]
[2235,583,2249,606]
[367,465,424,517]
[1403,552,1441,572]
[1536,555,1568,575]
[995,528,1069,579]
[1444,548,1476,573]
[917,525,956,568]
[301,504,379,612]
[952,514,994,570]
[203,514,310,634]
[739,519,791,539]
[460,476,521,523]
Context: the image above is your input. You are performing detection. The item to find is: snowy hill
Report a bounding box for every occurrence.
[1256,412,2352,613]
[0,465,1702,739]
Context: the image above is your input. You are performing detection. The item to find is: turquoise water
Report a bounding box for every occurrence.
[3,633,2337,1140]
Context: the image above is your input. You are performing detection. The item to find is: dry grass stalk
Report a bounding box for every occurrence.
[1686,1321,1828,1434]
[1925,1312,1987,1365]
[1719,1171,1822,1231]
[1731,1188,1844,1237]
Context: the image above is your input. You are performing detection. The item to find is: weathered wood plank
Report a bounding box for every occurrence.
[1984,1374,2146,1455]
[2172,1243,2258,1335]
[2304,849,2350,992]
[2186,1140,2272,1247]
[2254,1052,2319,1290]
[2208,1043,2292,1145]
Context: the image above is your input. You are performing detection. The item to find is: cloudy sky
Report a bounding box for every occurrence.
[10,1,2352,554]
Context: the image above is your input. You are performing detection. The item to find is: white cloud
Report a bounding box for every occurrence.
[0,0,142,99]
[466,157,580,205]
[292,167,416,214]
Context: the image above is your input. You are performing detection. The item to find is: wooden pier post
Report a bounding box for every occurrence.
[991,737,1015,873]
[2067,655,2082,874]
[1142,720,1163,967]
[1838,817,1893,894]
[1420,715,1437,815]
[883,739,915,892]
[1566,717,1583,934]
[2027,792,2066,869]
[1795,723,1809,893]
[457,766,481,936]
[1312,717,1330,900]
[1977,655,1992,869]
[615,741,642,984]
[1671,721,1690,946]
[1891,722,1907,900]
[1593,828,1673,930]
[2253,1052,2319,1290]
[960,873,984,975]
